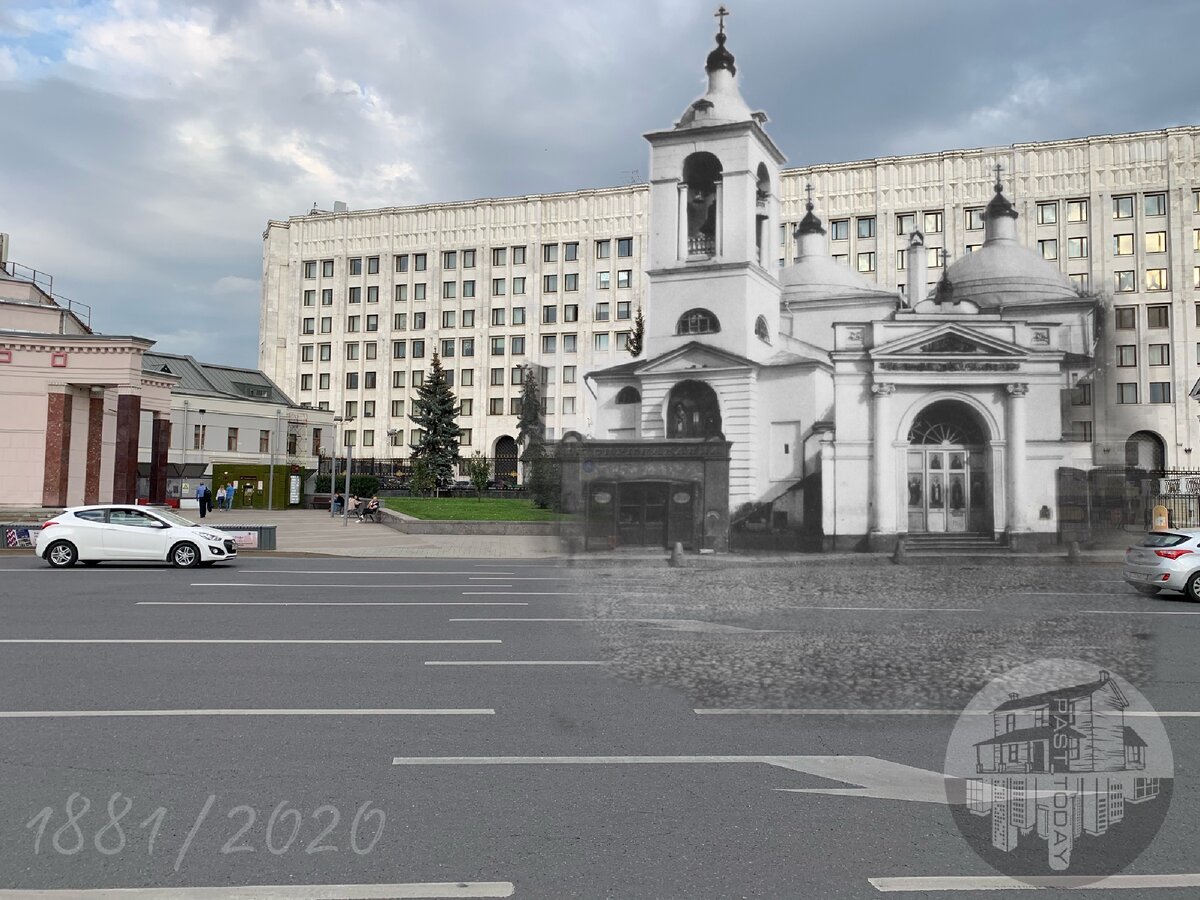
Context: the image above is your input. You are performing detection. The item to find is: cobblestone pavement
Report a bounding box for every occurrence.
[568,559,1166,711]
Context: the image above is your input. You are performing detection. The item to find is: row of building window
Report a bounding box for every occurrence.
[1117,383,1173,404]
[1116,344,1172,366]
[188,426,293,454]
[791,192,1200,246]
[301,300,635,336]
[302,239,636,280]
[303,270,638,307]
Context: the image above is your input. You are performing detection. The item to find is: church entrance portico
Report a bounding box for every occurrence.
[903,399,994,536]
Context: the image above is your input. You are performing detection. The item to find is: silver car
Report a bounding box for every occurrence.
[1123,529,1200,599]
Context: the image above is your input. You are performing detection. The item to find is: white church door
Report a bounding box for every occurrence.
[906,401,992,535]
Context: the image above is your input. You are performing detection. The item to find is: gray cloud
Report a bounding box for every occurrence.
[1,0,1197,369]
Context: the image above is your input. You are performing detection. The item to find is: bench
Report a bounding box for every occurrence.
[311,494,332,510]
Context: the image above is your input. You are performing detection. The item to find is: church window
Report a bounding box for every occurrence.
[923,211,943,234]
[966,208,984,230]
[1036,202,1057,225]
[1038,239,1058,260]
[1149,382,1172,403]
[856,217,876,239]
[675,308,720,335]
[595,239,611,259]
[896,214,915,235]
[617,238,633,257]
[615,386,641,404]
[1067,199,1088,222]
[1113,196,1134,219]
[1115,271,1136,292]
[1068,237,1088,259]
[1114,234,1134,256]
[667,380,722,439]
[1115,307,1136,329]
[1146,269,1168,291]
[1147,304,1170,328]
[857,252,876,273]
[1145,194,1166,217]
[1117,345,1137,367]
[1148,344,1170,366]
[682,152,722,256]
[755,315,770,344]
[830,219,849,241]
[595,302,610,321]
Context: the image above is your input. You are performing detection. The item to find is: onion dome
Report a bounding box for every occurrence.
[676,27,754,129]
[781,201,896,300]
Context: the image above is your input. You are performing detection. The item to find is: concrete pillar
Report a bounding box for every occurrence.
[677,183,689,261]
[871,382,896,534]
[1006,383,1028,536]
[41,388,73,507]
[111,391,141,504]
[83,388,105,505]
[149,413,170,504]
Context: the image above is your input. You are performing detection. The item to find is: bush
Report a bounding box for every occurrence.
[314,474,379,496]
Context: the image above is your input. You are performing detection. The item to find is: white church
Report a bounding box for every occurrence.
[559,17,1099,552]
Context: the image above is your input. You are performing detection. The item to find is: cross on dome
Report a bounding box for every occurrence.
[804,182,815,209]
[715,5,729,34]
[993,161,1004,190]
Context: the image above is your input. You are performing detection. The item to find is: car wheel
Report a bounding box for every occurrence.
[45,540,78,568]
[82,560,101,567]
[1132,585,1160,596]
[1185,573,1200,602]
[170,542,200,568]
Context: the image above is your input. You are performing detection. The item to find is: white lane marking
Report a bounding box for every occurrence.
[232,569,517,575]
[189,583,512,588]
[1019,591,1136,596]
[0,639,500,645]
[460,592,580,596]
[137,601,528,607]
[1081,609,1200,615]
[0,708,494,718]
[425,660,608,666]
[389,754,950,803]
[467,576,568,580]
[449,609,977,622]
[695,708,1200,718]
[868,873,1200,892]
[0,882,516,899]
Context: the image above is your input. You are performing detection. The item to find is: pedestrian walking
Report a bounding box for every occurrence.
[215,485,226,511]
[196,483,209,519]
[225,482,235,510]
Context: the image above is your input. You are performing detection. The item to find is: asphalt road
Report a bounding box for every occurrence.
[0,553,1196,899]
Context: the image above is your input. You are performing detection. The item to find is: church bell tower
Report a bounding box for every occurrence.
[643,6,786,363]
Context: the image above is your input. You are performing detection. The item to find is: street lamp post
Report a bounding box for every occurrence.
[330,415,344,519]
[267,408,281,511]
[342,417,355,527]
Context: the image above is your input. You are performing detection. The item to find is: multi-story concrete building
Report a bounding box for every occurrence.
[260,126,1200,470]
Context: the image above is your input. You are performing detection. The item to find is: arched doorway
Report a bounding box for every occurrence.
[906,400,992,534]
[667,380,722,438]
[494,435,518,487]
[1125,431,1165,471]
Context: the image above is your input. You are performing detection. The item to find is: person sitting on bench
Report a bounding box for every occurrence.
[358,496,380,522]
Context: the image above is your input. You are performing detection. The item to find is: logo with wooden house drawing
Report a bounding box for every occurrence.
[945,660,1173,884]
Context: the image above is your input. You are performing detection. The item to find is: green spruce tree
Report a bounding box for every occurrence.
[628,305,645,358]
[517,367,557,509]
[408,350,461,493]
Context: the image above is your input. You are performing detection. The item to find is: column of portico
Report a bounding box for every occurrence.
[111,390,141,504]
[871,382,897,535]
[148,413,170,504]
[83,387,106,505]
[41,386,73,507]
[1006,383,1028,536]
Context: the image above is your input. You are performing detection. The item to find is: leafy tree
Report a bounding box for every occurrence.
[465,453,491,499]
[408,350,461,494]
[517,367,558,509]
[407,458,437,496]
[628,305,645,358]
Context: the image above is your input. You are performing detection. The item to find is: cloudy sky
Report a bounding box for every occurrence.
[2,0,1196,369]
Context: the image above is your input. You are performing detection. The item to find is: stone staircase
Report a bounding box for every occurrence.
[902,532,1007,555]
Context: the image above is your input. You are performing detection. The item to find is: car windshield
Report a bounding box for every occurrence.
[151,509,200,528]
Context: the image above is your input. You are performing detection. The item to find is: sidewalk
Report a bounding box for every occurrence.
[200,509,562,559]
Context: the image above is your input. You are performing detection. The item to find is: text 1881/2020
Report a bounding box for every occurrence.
[27,794,385,869]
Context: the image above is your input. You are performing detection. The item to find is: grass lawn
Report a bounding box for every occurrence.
[383,497,570,521]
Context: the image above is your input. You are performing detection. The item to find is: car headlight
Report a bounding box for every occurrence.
[198,531,223,541]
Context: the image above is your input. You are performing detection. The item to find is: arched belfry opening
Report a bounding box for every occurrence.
[755,162,770,265]
[905,400,992,534]
[667,380,722,439]
[1125,430,1165,471]
[682,152,722,258]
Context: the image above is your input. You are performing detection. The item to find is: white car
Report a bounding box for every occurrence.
[35,505,238,568]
